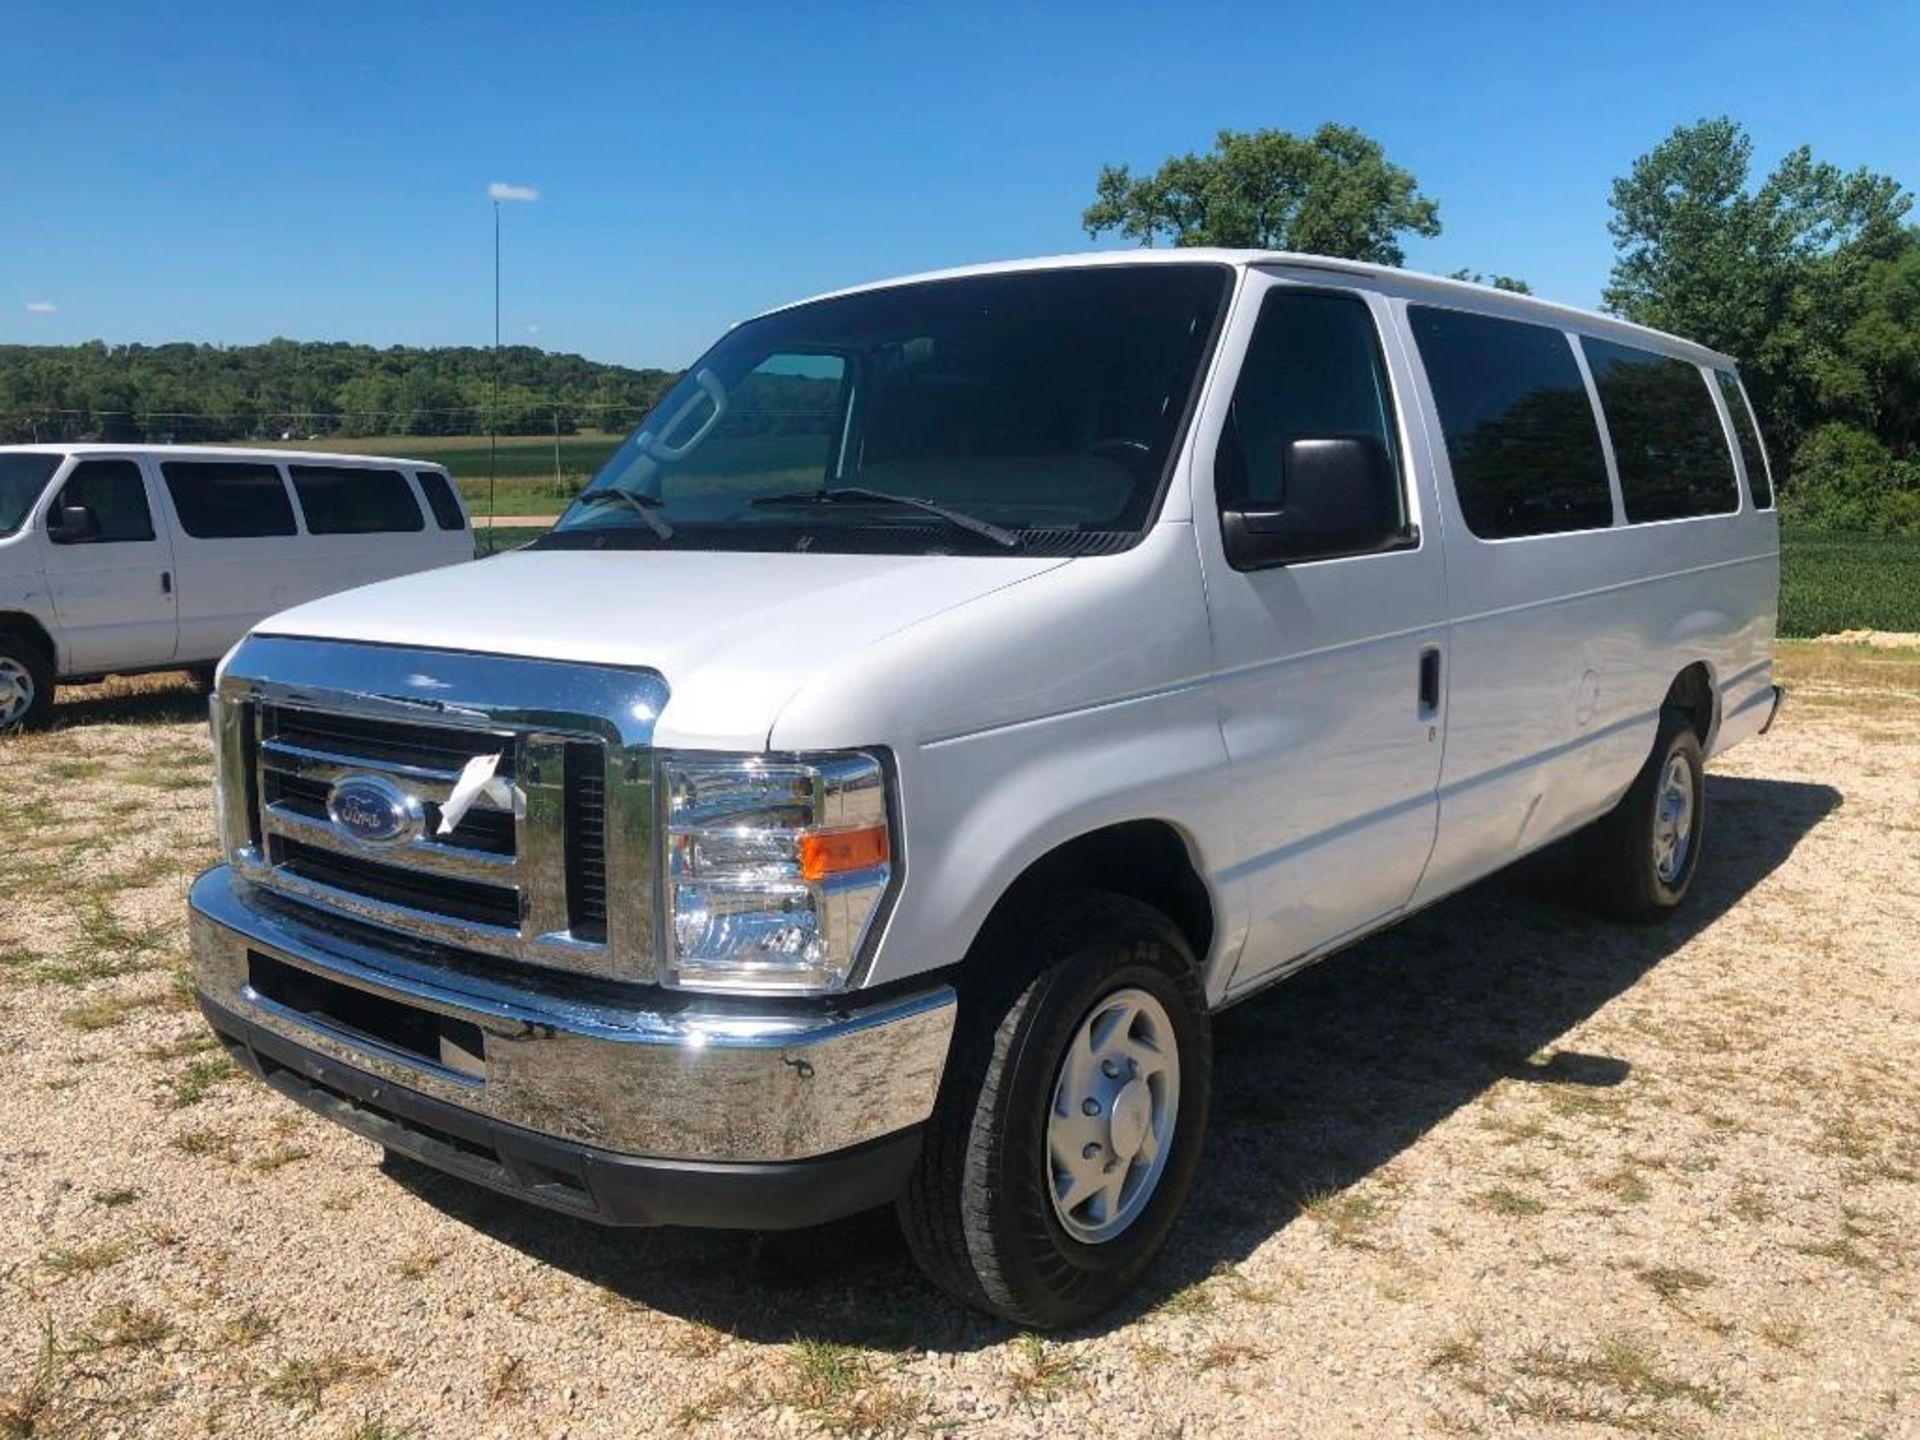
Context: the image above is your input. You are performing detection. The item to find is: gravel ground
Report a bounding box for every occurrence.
[1,642,1915,1439]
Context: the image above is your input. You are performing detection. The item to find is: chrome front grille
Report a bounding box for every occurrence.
[214,636,668,983]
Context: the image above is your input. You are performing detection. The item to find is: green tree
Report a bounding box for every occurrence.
[1603,117,1912,454]
[1083,124,1442,264]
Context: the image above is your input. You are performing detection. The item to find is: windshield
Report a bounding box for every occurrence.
[540,264,1231,556]
[0,454,61,536]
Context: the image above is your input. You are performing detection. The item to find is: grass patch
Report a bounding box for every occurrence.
[1301,1186,1386,1246]
[1006,1333,1079,1411]
[221,1308,276,1348]
[1514,1334,1724,1414]
[262,1353,385,1407]
[42,1237,136,1278]
[776,1340,923,1437]
[1474,1186,1547,1218]
[169,1125,238,1162]
[61,988,173,1032]
[166,1055,237,1108]
[91,1188,140,1209]
[75,1302,174,1353]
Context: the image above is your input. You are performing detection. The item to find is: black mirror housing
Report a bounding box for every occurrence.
[1221,435,1415,569]
[51,503,100,543]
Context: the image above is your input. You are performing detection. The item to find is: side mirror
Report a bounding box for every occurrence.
[1221,435,1416,569]
[50,502,100,543]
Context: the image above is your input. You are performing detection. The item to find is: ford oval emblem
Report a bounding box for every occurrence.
[325,774,425,848]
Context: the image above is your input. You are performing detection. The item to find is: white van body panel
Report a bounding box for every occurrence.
[0,444,471,679]
[207,250,1779,1007]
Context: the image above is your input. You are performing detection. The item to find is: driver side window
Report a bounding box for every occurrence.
[53,459,155,544]
[1217,291,1404,514]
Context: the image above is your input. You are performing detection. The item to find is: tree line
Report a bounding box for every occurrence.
[0,339,678,444]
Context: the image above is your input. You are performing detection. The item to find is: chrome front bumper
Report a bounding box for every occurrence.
[188,866,956,1166]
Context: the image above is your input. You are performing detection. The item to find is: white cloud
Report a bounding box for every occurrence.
[487,181,538,203]
[526,323,540,334]
[24,300,56,314]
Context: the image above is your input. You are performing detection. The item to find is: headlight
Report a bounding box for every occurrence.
[660,750,894,994]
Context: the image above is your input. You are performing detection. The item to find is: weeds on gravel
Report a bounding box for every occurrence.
[74,1303,174,1353]
[1301,1185,1386,1246]
[1006,1333,1079,1412]
[1515,1334,1725,1416]
[90,1188,139,1209]
[250,1143,312,1173]
[166,1055,237,1108]
[776,1341,924,1438]
[221,1309,276,1348]
[263,1353,385,1408]
[0,1319,58,1440]
[42,1237,136,1278]
[60,988,174,1032]
[169,1125,238,1162]
[1635,1265,1714,1310]
[1474,1186,1547,1218]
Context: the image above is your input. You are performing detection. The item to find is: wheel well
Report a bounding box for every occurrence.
[966,821,1215,985]
[1663,662,1716,746]
[0,612,55,670]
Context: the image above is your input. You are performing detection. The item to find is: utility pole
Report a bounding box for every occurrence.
[490,197,500,527]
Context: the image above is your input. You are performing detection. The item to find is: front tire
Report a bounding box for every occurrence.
[1579,708,1705,920]
[898,891,1211,1328]
[0,632,53,733]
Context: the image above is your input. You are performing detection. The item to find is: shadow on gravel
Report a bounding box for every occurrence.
[389,773,1840,1350]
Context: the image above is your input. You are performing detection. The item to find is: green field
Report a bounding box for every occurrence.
[1779,531,1920,638]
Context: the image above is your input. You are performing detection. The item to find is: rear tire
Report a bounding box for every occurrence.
[1579,708,1705,921]
[0,631,54,733]
[898,891,1211,1328]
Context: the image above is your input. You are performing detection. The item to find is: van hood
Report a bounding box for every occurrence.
[254,548,1070,749]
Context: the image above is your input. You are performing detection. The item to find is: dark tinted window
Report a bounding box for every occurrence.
[162,461,297,538]
[414,469,466,529]
[1583,339,1738,522]
[56,460,154,543]
[0,454,61,535]
[1714,371,1773,509]
[1216,290,1403,515]
[289,465,425,534]
[1410,307,1614,538]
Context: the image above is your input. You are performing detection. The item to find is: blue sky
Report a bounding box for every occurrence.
[4,1,1915,370]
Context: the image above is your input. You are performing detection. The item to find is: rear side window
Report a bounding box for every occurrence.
[289,465,426,534]
[1582,339,1739,523]
[1410,307,1614,538]
[414,469,466,530]
[161,461,297,538]
[1714,371,1774,509]
[57,460,155,542]
[1218,290,1403,512]
[0,453,61,535]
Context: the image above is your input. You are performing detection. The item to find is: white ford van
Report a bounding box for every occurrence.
[0,444,472,728]
[187,253,1781,1326]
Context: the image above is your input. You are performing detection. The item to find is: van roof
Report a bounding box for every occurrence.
[764,249,1738,369]
[0,443,447,469]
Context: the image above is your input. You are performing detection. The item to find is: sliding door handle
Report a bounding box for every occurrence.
[1418,645,1442,715]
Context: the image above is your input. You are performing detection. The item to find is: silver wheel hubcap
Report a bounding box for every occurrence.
[0,658,34,727]
[1652,753,1695,885]
[1046,986,1180,1245]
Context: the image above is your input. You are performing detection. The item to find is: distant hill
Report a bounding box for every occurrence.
[0,338,680,444]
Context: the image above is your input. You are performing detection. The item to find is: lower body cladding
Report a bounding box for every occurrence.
[188,867,957,1229]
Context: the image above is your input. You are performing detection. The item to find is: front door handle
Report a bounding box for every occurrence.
[1418,645,1442,716]
[161,570,172,595]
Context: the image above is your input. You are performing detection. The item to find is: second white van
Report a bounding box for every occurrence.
[0,444,472,728]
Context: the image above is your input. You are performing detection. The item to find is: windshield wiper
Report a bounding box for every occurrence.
[572,487,674,541]
[751,487,1021,549]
